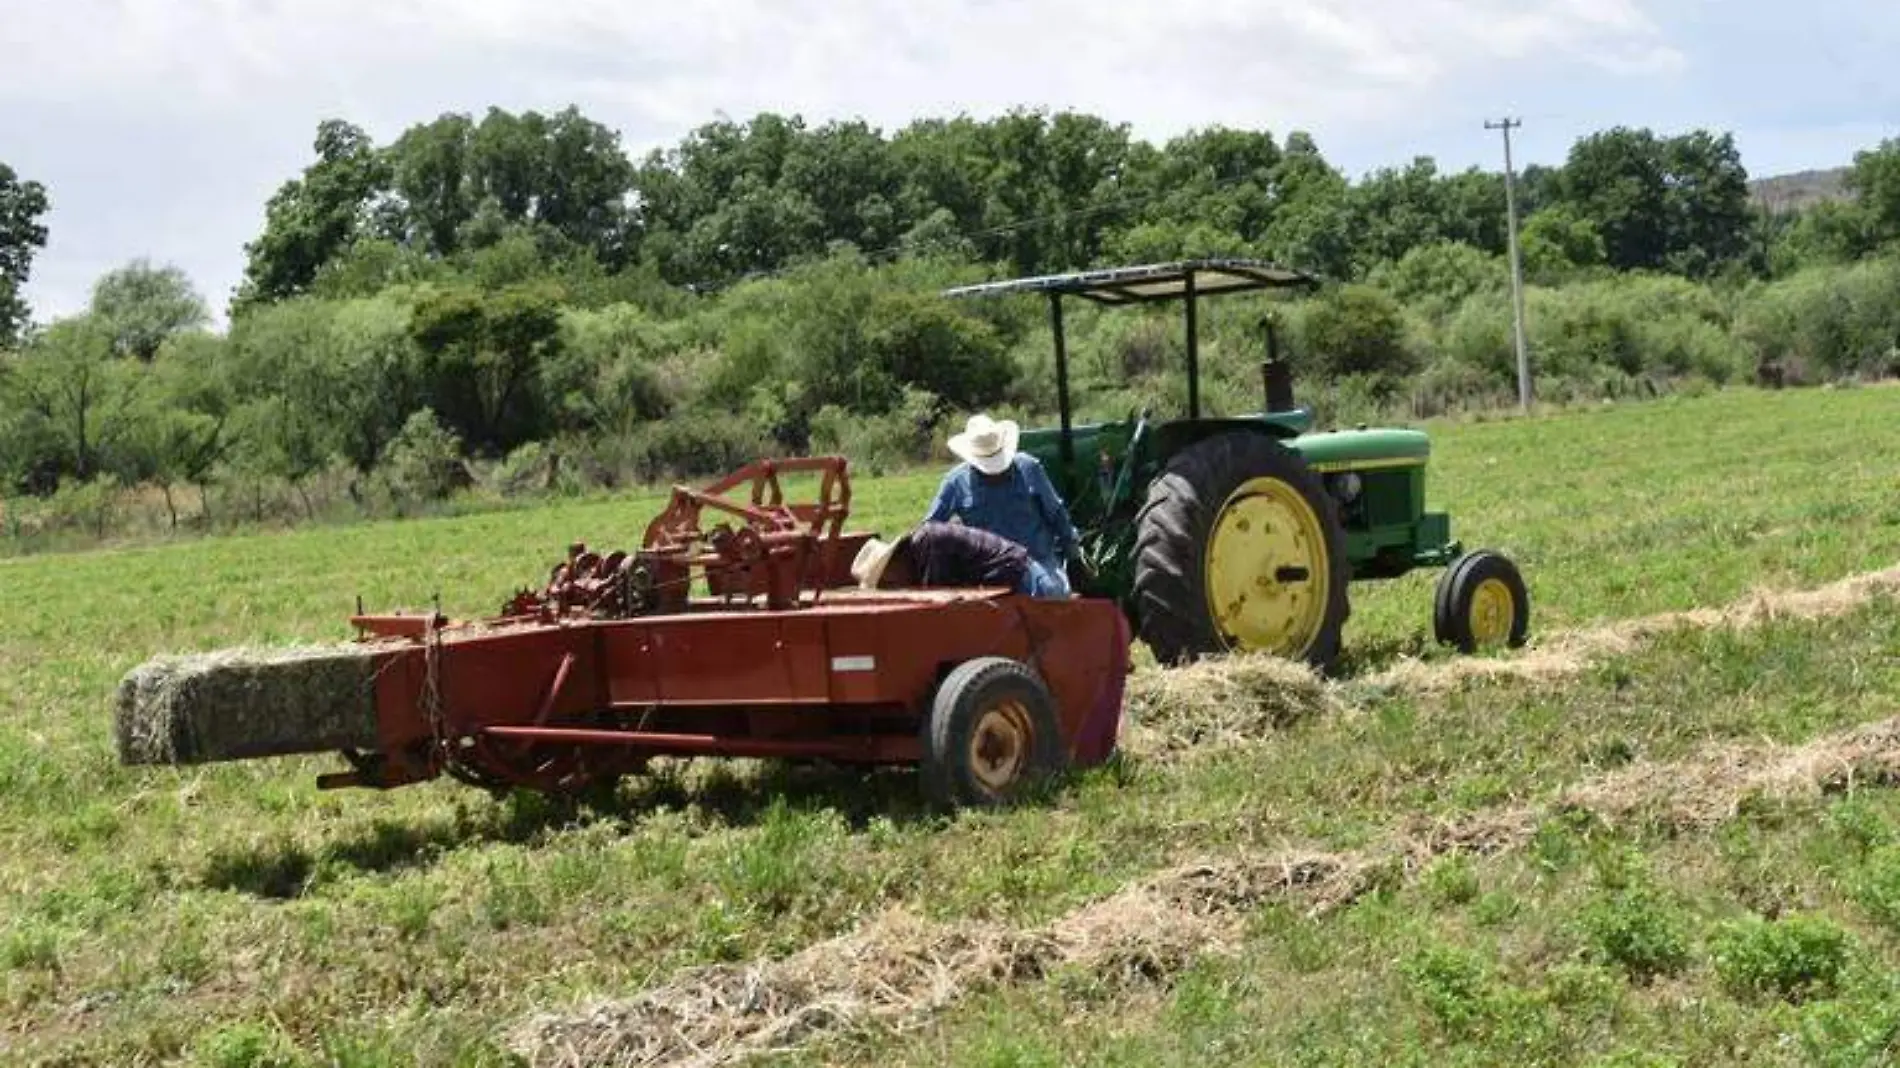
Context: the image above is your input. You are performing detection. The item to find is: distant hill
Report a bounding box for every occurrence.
[1751,167,1852,213]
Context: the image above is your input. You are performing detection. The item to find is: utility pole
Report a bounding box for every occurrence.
[1486,117,1531,412]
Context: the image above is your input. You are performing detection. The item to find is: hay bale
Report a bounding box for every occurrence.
[114,644,381,766]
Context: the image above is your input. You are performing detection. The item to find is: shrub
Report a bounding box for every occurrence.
[1735,258,1900,382]
[194,1020,304,1068]
[1711,913,1854,1002]
[1576,887,1692,981]
[1401,943,1494,1036]
[1094,312,1181,381]
[622,417,772,484]
[377,408,470,504]
[489,441,577,498]
[1853,845,1900,933]
[808,387,947,476]
[47,474,120,539]
[1423,854,1481,908]
[1300,284,1416,378]
[1410,356,1514,418]
[1367,241,1505,318]
[862,290,1012,410]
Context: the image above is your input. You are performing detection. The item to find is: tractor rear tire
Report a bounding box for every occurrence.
[1132,431,1350,669]
[921,657,1063,809]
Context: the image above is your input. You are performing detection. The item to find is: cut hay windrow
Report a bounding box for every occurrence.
[1120,651,1334,756]
[510,705,1900,1068]
[113,643,381,765]
[506,851,1379,1068]
[1119,561,1900,761]
[1362,561,1900,696]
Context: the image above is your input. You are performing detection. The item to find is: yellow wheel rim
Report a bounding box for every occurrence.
[1203,476,1331,656]
[1468,577,1516,646]
[969,699,1033,794]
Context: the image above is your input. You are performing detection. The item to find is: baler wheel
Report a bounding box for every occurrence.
[1133,430,1350,669]
[1433,549,1530,653]
[922,657,1062,808]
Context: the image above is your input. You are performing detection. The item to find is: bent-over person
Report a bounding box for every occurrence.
[850,521,1069,599]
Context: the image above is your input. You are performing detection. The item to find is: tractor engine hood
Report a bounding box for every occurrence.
[1288,427,1430,471]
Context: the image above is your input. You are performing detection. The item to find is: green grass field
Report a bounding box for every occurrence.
[4,384,1900,1066]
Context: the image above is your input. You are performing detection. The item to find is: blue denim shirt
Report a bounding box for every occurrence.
[923,453,1080,574]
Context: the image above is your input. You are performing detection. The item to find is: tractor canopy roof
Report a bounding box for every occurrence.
[939,258,1322,306]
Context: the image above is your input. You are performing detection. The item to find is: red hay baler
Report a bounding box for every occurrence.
[136,458,1131,809]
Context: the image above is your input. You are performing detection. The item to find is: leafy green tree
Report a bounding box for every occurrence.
[378,407,468,504]
[1767,200,1879,273]
[0,162,50,347]
[1435,167,1510,254]
[387,113,477,256]
[889,116,991,245]
[898,207,978,261]
[1659,130,1751,277]
[862,290,1010,409]
[321,295,422,471]
[115,333,233,526]
[1555,127,1749,277]
[467,107,550,221]
[1521,205,1608,279]
[1105,219,1251,264]
[408,282,565,453]
[535,107,639,266]
[88,259,210,360]
[1348,157,1453,271]
[0,316,140,482]
[224,298,358,507]
[237,120,391,308]
[229,393,331,519]
[1261,133,1354,279]
[1557,127,1671,272]
[1845,138,1900,247]
[1119,126,1284,243]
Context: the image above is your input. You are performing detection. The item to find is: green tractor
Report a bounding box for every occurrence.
[941,259,1530,671]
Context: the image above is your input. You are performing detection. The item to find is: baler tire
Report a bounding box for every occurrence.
[922,657,1063,809]
[1132,430,1350,669]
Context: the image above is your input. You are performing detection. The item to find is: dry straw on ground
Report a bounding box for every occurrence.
[1566,715,1900,831]
[1366,561,1900,695]
[507,852,1375,1068]
[1121,651,1335,756]
[114,643,382,765]
[509,561,1900,1068]
[511,706,1900,1068]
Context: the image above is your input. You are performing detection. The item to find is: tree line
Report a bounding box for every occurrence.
[3,107,1900,547]
[229,109,1776,303]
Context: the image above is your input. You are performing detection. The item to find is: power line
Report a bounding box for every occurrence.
[1485,117,1532,413]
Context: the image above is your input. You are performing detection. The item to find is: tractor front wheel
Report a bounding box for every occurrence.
[1433,549,1530,653]
[921,657,1063,808]
[1132,431,1350,669]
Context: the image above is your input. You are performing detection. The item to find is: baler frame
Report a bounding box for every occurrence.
[134,455,1131,809]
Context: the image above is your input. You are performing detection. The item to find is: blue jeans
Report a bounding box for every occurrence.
[1023,558,1072,599]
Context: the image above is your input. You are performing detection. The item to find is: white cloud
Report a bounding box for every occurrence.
[3,0,1691,322]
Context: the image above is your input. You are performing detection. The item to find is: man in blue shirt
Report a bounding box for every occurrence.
[924,413,1082,596]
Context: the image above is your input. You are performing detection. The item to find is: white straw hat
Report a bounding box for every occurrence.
[851,537,899,589]
[947,413,1020,476]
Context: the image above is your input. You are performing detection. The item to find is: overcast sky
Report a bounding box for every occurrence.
[3,0,1894,327]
